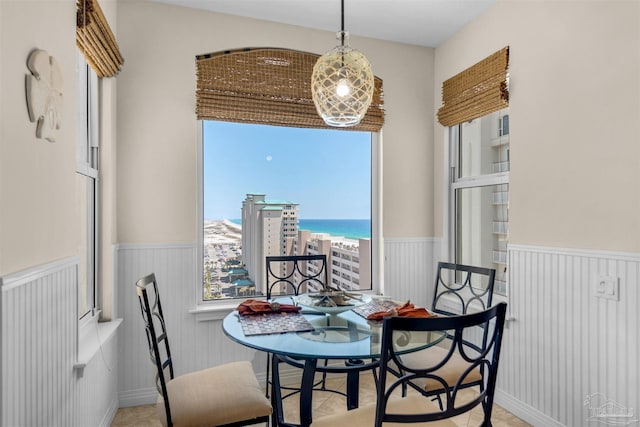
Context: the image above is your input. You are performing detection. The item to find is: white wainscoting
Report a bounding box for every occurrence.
[1,258,78,426]
[116,239,444,406]
[383,237,441,307]
[115,240,640,427]
[496,244,640,427]
[116,243,262,407]
[76,320,122,427]
[0,257,120,427]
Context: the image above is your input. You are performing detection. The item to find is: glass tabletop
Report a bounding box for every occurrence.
[222,306,444,360]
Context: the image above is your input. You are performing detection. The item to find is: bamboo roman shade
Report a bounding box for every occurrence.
[196,48,385,132]
[76,0,124,78]
[437,47,509,127]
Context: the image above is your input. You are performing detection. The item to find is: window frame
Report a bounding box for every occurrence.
[194,121,382,311]
[76,52,99,319]
[446,110,509,296]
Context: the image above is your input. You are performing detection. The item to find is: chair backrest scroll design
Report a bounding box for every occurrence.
[266,254,328,298]
[376,302,507,426]
[432,262,496,317]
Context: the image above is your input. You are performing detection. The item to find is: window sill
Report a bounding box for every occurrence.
[75,316,123,377]
[189,301,245,322]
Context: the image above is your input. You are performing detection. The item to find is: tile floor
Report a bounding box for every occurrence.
[111,372,531,427]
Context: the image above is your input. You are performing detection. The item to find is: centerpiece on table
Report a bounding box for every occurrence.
[297,284,371,319]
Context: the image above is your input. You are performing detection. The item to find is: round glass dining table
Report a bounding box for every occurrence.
[222,303,444,427]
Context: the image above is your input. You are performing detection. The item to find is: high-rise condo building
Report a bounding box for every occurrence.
[242,193,371,296]
[295,231,371,292]
[241,193,298,293]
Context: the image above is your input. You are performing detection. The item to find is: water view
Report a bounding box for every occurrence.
[228,218,371,240]
[203,218,371,300]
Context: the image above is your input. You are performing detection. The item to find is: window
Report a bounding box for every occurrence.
[449,108,509,295]
[198,121,379,302]
[76,52,99,318]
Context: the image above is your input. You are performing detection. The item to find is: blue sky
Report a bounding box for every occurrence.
[203,121,371,220]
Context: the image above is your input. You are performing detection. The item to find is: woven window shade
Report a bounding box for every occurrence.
[196,48,384,132]
[76,0,124,78]
[437,47,509,127]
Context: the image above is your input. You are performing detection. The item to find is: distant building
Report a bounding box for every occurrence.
[293,230,371,293]
[242,193,371,295]
[241,193,299,293]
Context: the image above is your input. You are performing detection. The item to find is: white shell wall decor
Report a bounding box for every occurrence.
[25,49,64,143]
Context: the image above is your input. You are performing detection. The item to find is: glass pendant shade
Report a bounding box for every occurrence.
[311,32,374,127]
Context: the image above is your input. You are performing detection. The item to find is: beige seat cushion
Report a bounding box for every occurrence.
[398,345,482,392]
[310,395,456,427]
[157,361,272,427]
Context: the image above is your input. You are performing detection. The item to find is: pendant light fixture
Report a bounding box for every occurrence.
[311,0,374,127]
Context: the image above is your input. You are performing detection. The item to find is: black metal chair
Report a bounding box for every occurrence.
[264,255,328,398]
[310,302,508,427]
[136,273,271,427]
[431,262,496,317]
[393,262,497,399]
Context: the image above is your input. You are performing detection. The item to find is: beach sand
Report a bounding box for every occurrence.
[204,219,241,245]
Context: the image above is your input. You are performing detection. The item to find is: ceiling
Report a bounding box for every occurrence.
[151,0,496,48]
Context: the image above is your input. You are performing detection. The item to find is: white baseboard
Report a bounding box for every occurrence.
[99,396,121,427]
[118,388,159,408]
[495,389,566,427]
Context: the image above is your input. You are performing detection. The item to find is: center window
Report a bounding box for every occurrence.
[200,121,375,301]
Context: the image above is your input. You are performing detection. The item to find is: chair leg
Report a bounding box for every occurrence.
[319,359,328,390]
[265,352,271,398]
[371,358,379,387]
[270,353,283,427]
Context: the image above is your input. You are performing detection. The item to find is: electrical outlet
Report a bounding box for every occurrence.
[593,275,620,301]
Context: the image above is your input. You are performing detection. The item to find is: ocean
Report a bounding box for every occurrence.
[229,218,371,240]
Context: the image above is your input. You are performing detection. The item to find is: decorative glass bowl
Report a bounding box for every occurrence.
[297,292,372,315]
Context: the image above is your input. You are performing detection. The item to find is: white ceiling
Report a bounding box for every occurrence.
[151,0,496,48]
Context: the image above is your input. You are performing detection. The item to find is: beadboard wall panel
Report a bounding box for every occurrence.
[116,240,443,406]
[497,245,639,427]
[116,240,639,427]
[0,257,120,427]
[1,258,78,426]
[76,329,120,427]
[383,238,441,307]
[116,243,261,407]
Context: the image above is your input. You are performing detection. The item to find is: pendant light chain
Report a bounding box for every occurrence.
[340,0,345,46]
[340,0,345,65]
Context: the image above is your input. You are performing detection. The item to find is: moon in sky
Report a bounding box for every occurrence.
[266,155,272,162]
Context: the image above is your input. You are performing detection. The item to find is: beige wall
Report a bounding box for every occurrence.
[5,0,634,291]
[0,1,78,275]
[98,0,119,319]
[0,0,119,317]
[115,1,435,244]
[434,0,640,253]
